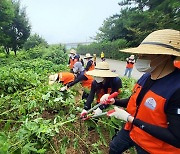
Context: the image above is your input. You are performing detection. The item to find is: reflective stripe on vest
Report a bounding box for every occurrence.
[125,71,180,153]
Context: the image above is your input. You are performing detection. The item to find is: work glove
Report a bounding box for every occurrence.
[100,94,115,104]
[60,86,67,92]
[108,107,130,122]
[93,107,102,116]
[80,109,87,118]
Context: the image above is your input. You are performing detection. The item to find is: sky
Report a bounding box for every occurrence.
[20,0,121,44]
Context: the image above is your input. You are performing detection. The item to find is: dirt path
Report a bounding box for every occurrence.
[81,55,143,79]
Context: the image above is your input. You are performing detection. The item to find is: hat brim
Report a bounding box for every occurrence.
[120,44,180,57]
[49,74,58,85]
[86,70,118,77]
[84,56,93,59]
[49,80,56,85]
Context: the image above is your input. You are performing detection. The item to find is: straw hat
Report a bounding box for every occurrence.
[86,62,118,77]
[84,53,93,59]
[121,29,180,57]
[70,49,76,54]
[49,74,58,85]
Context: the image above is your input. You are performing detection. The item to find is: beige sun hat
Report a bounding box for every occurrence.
[121,29,180,57]
[70,49,76,54]
[84,53,93,59]
[49,74,58,85]
[86,62,118,77]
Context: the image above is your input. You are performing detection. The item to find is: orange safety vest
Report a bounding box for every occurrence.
[81,72,94,89]
[124,72,180,154]
[174,60,180,69]
[88,61,95,71]
[69,58,75,69]
[58,72,75,85]
[96,88,121,103]
[126,62,134,69]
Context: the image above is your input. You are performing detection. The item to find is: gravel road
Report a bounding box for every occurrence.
[81,55,144,79]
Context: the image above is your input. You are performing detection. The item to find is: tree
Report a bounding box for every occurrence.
[23,34,48,50]
[0,0,14,54]
[96,0,180,47]
[0,0,31,55]
[6,0,31,55]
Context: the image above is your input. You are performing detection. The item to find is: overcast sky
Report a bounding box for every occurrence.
[20,0,121,44]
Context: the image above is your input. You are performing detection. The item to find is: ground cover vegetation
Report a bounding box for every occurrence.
[0,45,136,153]
[77,0,180,60]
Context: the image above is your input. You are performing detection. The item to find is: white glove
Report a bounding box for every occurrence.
[93,107,102,116]
[60,86,67,92]
[109,107,130,121]
[80,109,87,118]
[100,94,115,104]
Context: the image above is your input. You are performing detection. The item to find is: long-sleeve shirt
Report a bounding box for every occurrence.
[67,71,87,88]
[84,77,122,110]
[114,76,180,148]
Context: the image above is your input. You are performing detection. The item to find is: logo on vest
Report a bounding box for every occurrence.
[144,97,156,110]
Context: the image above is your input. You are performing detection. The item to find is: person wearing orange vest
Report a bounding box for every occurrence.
[49,72,75,85]
[67,71,94,99]
[68,49,76,73]
[80,61,122,119]
[60,58,93,99]
[93,54,97,66]
[100,29,180,153]
[124,55,135,78]
[84,53,95,71]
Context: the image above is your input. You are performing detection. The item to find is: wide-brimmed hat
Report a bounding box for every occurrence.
[121,29,180,57]
[86,62,118,77]
[49,74,58,85]
[84,53,93,59]
[70,49,76,54]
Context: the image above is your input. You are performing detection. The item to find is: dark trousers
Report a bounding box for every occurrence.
[82,91,89,100]
[109,129,149,154]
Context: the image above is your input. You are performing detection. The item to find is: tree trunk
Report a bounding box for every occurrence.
[5,47,10,55]
[14,49,17,56]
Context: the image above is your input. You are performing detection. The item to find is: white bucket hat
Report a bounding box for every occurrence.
[84,53,93,59]
[121,29,180,57]
[129,55,135,59]
[70,49,76,54]
[86,62,118,77]
[49,74,58,85]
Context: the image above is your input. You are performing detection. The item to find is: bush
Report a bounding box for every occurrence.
[43,45,68,65]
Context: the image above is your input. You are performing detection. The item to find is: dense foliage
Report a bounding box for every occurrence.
[23,34,48,51]
[0,46,136,153]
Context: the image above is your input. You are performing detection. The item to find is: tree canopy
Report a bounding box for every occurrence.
[0,0,31,55]
[95,0,180,47]
[23,34,48,51]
